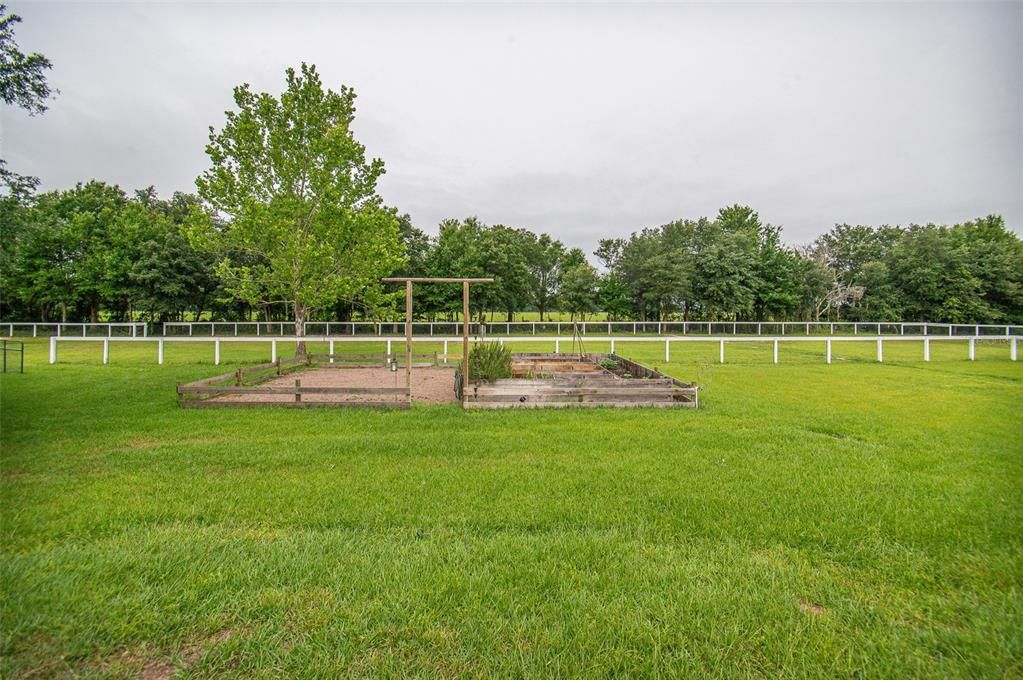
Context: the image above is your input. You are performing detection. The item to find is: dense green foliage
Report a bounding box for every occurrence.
[5,196,1020,325]
[2,340,1020,676]
[467,341,512,383]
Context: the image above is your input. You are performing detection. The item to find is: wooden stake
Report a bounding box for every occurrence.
[463,280,470,400]
[406,280,413,396]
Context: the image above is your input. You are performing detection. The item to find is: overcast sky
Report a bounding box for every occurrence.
[3,1,1021,257]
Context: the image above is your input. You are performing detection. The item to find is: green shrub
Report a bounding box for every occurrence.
[468,342,512,383]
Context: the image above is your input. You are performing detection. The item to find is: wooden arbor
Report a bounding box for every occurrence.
[381,277,494,402]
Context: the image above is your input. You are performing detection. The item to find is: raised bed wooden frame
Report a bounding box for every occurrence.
[176,353,438,409]
[464,353,698,409]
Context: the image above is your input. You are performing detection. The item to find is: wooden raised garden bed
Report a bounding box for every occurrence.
[177,353,447,409]
[464,353,698,409]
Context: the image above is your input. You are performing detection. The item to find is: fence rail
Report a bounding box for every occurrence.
[7,320,1022,338]
[1,322,147,338]
[158,320,1023,338]
[48,334,1020,365]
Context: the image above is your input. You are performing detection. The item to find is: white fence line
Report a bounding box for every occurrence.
[49,334,1020,365]
[1,322,147,338]
[7,320,1022,338]
[159,320,1023,338]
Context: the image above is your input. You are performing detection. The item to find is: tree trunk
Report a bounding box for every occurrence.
[294,301,307,355]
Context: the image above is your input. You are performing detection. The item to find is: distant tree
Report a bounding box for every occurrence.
[560,263,600,320]
[597,273,631,321]
[526,234,567,321]
[189,63,403,351]
[0,3,56,198]
[594,238,625,271]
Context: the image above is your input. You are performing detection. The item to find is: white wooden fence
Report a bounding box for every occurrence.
[7,320,1021,338]
[159,320,1023,337]
[48,334,1020,365]
[2,322,147,337]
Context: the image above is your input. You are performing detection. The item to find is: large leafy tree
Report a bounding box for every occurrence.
[1,3,56,198]
[190,63,403,349]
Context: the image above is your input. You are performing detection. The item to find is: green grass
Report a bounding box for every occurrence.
[2,339,1021,677]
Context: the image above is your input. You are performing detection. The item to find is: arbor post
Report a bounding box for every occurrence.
[463,281,470,398]
[406,280,413,396]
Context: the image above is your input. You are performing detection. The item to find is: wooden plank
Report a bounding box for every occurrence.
[180,386,410,395]
[463,400,691,409]
[382,277,495,283]
[180,400,409,409]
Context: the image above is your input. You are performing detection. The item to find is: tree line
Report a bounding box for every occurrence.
[3,182,1021,325]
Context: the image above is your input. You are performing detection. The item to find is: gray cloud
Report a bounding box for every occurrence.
[3,1,1020,258]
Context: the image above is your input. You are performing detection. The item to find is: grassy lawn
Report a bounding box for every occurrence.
[1,338,1021,677]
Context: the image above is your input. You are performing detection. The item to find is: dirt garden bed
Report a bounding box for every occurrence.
[464,353,698,409]
[177,354,457,408]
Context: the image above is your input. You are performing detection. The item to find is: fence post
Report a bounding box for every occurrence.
[924,337,930,362]
[49,336,57,364]
[773,339,778,364]
[329,339,334,363]
[610,338,615,354]
[969,337,975,361]
[82,325,86,337]
[386,339,391,357]
[719,339,724,364]
[1012,337,1017,361]
[103,339,109,365]
[826,338,831,364]
[33,324,37,337]
[877,338,883,363]
[271,340,277,363]
[853,323,857,335]
[949,325,953,337]
[664,338,670,362]
[215,339,221,365]
[158,339,164,365]
[924,323,928,336]
[443,339,448,364]
[555,337,560,353]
